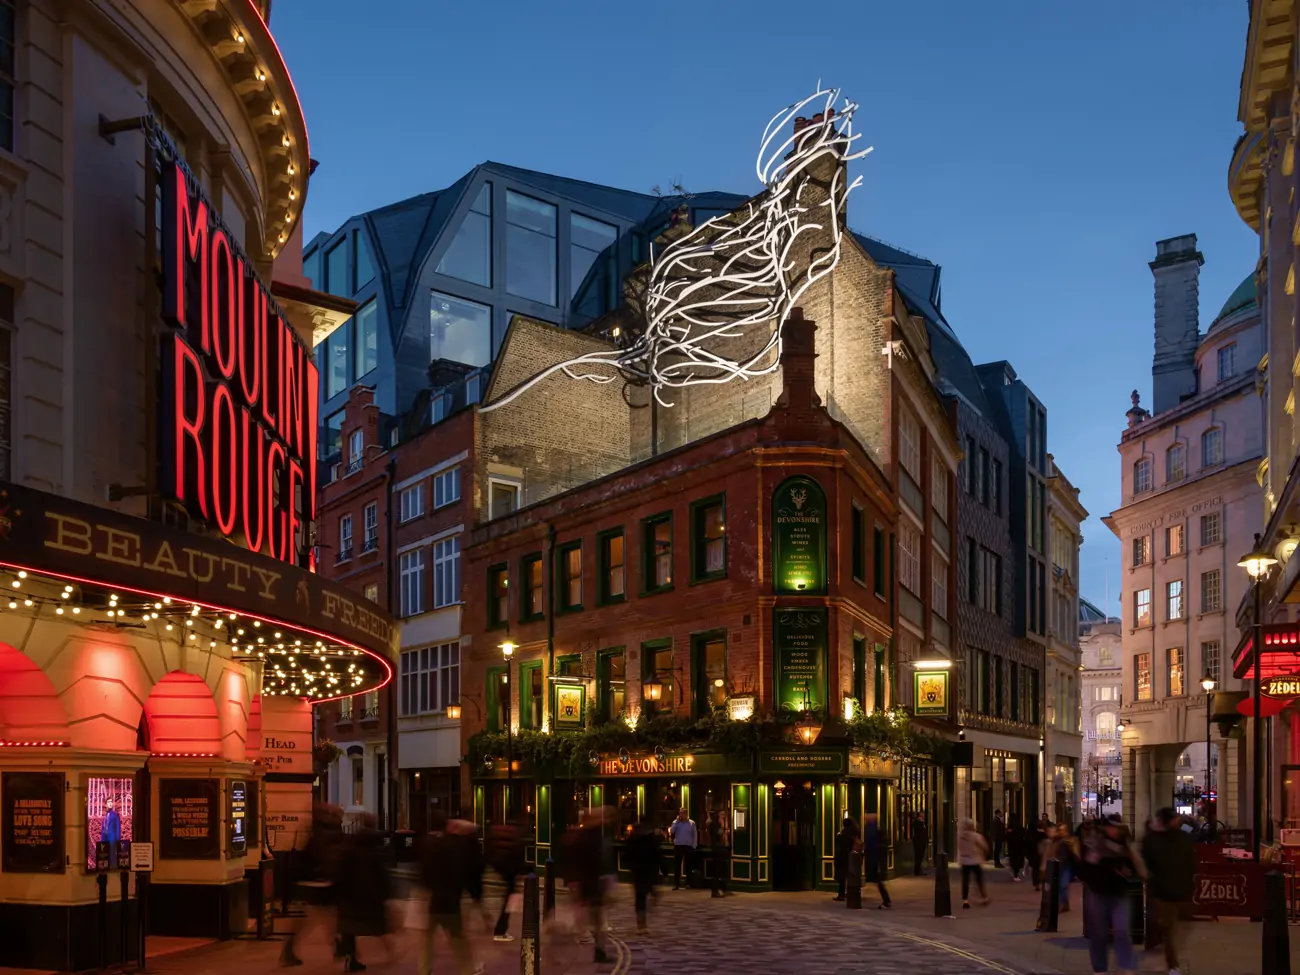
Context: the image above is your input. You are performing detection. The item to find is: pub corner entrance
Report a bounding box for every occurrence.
[771,779,816,891]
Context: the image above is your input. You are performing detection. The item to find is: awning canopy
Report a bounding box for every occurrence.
[1231,623,1300,680]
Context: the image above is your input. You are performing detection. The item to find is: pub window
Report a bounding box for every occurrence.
[643,640,675,715]
[521,553,544,620]
[851,504,866,582]
[598,529,626,604]
[644,513,673,591]
[691,496,726,581]
[557,541,582,611]
[519,662,543,729]
[487,667,509,732]
[852,635,867,706]
[693,631,727,715]
[598,649,626,721]
[487,564,508,628]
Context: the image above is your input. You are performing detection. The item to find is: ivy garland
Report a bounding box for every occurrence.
[465,704,949,779]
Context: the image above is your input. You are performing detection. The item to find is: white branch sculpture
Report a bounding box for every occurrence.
[479,87,871,412]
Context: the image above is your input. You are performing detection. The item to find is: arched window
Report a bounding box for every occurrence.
[1095,711,1117,737]
[1202,427,1223,467]
[1166,443,1186,483]
[1133,458,1152,494]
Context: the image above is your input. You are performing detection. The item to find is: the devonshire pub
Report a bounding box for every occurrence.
[0,3,396,966]
[463,313,945,891]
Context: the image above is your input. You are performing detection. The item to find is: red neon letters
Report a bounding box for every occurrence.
[160,162,317,567]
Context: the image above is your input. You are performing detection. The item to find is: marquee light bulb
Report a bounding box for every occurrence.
[60,591,69,599]
[17,571,26,579]
[23,599,32,607]
[271,103,281,116]
[55,607,63,615]
[10,581,18,588]
[6,601,14,609]
[72,607,80,614]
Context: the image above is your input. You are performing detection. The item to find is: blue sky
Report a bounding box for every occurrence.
[274,0,1258,614]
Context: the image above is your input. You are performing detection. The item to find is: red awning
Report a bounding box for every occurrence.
[1232,624,1300,680]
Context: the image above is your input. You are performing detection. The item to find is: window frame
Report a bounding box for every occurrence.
[353,300,379,380]
[1217,342,1236,383]
[433,466,461,509]
[338,514,353,562]
[519,659,543,730]
[1167,646,1186,698]
[597,527,627,606]
[520,553,544,622]
[596,647,627,723]
[363,502,378,552]
[399,484,425,523]
[1200,569,1222,614]
[486,665,508,733]
[641,639,675,716]
[1166,443,1186,483]
[432,535,461,609]
[505,189,558,306]
[1202,427,1223,468]
[487,563,509,629]
[691,629,728,717]
[1203,639,1222,685]
[1133,534,1150,567]
[1135,587,1152,628]
[689,494,727,583]
[1166,579,1184,622]
[1166,523,1185,558]
[557,540,583,613]
[1200,512,1222,547]
[851,504,866,583]
[642,512,674,594]
[488,478,522,520]
[1133,458,1152,495]
[398,549,426,618]
[872,525,886,597]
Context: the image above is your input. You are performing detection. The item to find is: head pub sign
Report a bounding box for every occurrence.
[772,475,827,595]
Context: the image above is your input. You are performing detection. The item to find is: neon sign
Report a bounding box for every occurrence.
[160,161,317,567]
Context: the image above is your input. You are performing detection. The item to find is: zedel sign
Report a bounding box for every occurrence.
[1262,674,1300,699]
[161,161,317,569]
[0,481,395,659]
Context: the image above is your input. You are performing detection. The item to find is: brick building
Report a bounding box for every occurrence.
[463,313,899,891]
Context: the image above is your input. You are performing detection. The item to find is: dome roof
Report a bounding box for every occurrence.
[1211,273,1257,326]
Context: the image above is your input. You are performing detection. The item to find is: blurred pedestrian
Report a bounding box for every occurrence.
[1077,814,1146,975]
[335,813,392,972]
[279,803,345,967]
[1006,818,1026,882]
[1141,807,1195,975]
[669,807,697,890]
[833,816,859,901]
[566,808,613,963]
[991,810,1006,868]
[485,818,526,942]
[708,809,730,898]
[958,818,990,908]
[1031,814,1052,890]
[625,818,659,934]
[1053,825,1080,913]
[911,811,929,876]
[863,813,891,909]
[417,810,479,975]
[449,818,489,935]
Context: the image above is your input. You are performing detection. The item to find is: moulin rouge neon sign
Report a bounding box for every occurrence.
[160,161,317,568]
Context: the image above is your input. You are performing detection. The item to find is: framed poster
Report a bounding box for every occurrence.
[159,778,220,860]
[2,772,65,873]
[85,776,133,872]
[914,670,950,717]
[554,684,585,728]
[229,780,248,857]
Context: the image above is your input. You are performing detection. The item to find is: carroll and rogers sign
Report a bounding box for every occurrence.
[161,161,317,568]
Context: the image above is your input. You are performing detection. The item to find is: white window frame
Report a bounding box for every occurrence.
[1200,512,1222,547]
[1217,343,1236,383]
[932,550,949,618]
[349,429,364,470]
[433,534,461,608]
[1133,458,1152,494]
[399,484,425,523]
[1167,579,1184,621]
[898,524,920,594]
[931,456,949,519]
[1166,443,1186,483]
[400,641,461,716]
[1203,640,1221,685]
[489,477,523,520]
[1202,427,1223,467]
[338,515,353,561]
[434,466,461,509]
[1201,569,1222,613]
[363,502,378,551]
[899,408,920,481]
[399,549,426,617]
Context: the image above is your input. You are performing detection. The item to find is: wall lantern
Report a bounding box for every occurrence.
[642,675,664,702]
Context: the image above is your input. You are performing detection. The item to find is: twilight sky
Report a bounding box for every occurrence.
[274,0,1259,615]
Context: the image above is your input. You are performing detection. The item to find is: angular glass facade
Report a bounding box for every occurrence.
[506,190,557,305]
[437,183,492,287]
[430,291,492,367]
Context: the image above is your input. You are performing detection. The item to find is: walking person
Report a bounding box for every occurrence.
[1141,808,1195,975]
[1054,825,1080,913]
[991,810,1006,868]
[862,813,892,909]
[1006,818,1026,881]
[1030,814,1052,891]
[911,812,929,876]
[625,818,659,934]
[669,807,698,890]
[708,809,730,898]
[569,807,613,963]
[957,818,990,909]
[1077,814,1146,975]
[418,810,479,975]
[833,816,859,901]
[485,818,525,942]
[279,804,345,967]
[335,814,392,972]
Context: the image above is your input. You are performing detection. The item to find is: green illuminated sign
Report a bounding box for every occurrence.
[772,475,827,595]
[773,608,827,714]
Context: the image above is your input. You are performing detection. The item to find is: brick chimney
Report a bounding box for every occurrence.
[1150,234,1203,413]
[775,307,822,412]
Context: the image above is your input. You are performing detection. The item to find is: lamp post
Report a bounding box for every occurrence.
[1238,533,1277,862]
[502,639,515,818]
[1200,670,1217,836]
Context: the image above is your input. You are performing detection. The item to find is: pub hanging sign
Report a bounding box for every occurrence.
[161,161,318,568]
[1262,674,1300,699]
[913,670,950,717]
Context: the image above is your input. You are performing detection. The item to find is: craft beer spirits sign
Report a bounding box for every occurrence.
[772,475,827,595]
[161,161,318,568]
[773,608,827,713]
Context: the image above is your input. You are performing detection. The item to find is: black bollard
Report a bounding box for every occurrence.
[1263,869,1292,975]
[544,857,556,920]
[97,871,108,971]
[847,848,862,910]
[933,851,953,917]
[520,873,541,975]
[1144,882,1162,951]
[1035,859,1060,932]
[120,868,131,965]
[135,872,149,973]
[1126,876,1145,946]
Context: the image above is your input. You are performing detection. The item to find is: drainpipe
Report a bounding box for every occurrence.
[385,455,397,831]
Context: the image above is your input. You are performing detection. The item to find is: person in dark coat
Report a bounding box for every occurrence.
[990,810,1006,868]
[1006,819,1026,881]
[833,816,859,901]
[1141,807,1196,975]
[335,815,392,972]
[566,808,612,963]
[1030,814,1051,890]
[862,813,891,909]
[708,810,730,897]
[280,804,345,967]
[911,812,929,876]
[418,811,476,975]
[625,819,660,934]
[485,819,526,942]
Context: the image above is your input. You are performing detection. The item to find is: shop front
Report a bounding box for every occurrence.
[954,735,1041,834]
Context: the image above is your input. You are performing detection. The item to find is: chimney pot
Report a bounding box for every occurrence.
[776,307,821,412]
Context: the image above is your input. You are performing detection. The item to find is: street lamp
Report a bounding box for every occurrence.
[501,639,515,819]
[795,686,822,746]
[1238,533,1277,861]
[1201,670,1217,837]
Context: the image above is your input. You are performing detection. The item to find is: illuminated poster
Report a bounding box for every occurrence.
[85,776,133,871]
[2,772,64,874]
[229,780,247,857]
[159,778,219,860]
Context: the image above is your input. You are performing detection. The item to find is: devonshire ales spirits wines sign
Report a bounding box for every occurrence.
[161,161,318,568]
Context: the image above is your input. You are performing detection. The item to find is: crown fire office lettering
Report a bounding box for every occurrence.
[160,161,318,569]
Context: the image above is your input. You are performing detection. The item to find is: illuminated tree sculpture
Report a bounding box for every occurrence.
[479,87,872,412]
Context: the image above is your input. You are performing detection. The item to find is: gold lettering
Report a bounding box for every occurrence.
[45,513,93,555]
[184,548,218,583]
[252,567,281,599]
[340,599,356,628]
[96,526,142,567]
[143,540,188,578]
[320,591,339,620]
[220,558,252,591]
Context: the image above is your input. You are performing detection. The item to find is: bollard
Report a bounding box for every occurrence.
[97,871,108,971]
[1126,876,1145,947]
[1035,859,1060,932]
[933,851,953,917]
[120,868,131,965]
[1144,882,1162,951]
[135,872,149,973]
[846,847,862,910]
[520,873,541,975]
[1263,869,1291,975]
[544,858,556,920]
